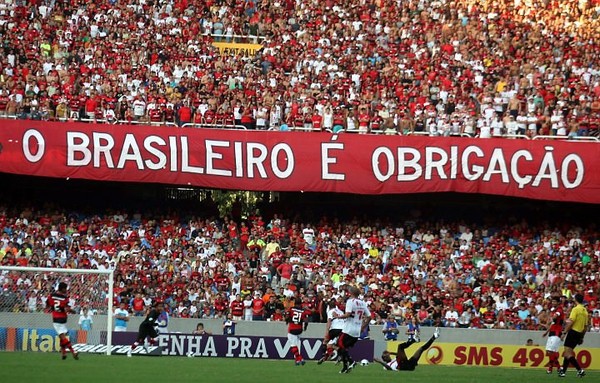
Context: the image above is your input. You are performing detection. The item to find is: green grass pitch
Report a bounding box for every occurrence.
[0,352,595,383]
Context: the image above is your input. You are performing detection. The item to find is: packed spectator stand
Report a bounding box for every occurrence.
[0,0,599,138]
[0,206,599,332]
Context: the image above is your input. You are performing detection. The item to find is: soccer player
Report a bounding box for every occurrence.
[374,327,440,372]
[542,296,563,374]
[336,286,371,373]
[286,297,310,366]
[558,294,590,378]
[127,301,164,357]
[318,298,345,364]
[47,282,79,360]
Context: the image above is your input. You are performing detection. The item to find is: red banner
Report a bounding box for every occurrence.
[0,120,599,203]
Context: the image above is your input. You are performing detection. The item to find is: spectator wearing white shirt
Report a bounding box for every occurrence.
[491,115,504,137]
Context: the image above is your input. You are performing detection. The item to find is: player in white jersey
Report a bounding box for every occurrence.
[336,286,371,374]
[318,299,346,364]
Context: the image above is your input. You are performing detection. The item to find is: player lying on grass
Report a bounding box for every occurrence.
[374,327,440,371]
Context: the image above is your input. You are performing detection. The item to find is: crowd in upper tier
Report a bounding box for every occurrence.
[0,206,599,332]
[0,0,599,137]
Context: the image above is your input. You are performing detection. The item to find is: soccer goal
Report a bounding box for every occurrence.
[0,266,114,355]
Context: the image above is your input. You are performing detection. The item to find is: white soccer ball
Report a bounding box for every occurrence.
[360,359,369,366]
[187,352,195,358]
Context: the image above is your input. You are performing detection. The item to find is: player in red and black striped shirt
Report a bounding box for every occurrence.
[542,296,564,374]
[286,297,310,366]
[47,282,79,360]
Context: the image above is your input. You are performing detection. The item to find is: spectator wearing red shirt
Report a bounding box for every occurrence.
[178,103,192,127]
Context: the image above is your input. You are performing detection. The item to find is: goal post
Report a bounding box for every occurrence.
[0,266,114,355]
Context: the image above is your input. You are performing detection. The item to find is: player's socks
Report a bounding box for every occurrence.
[420,336,436,351]
[569,356,581,371]
[290,346,300,360]
[398,339,415,350]
[551,352,561,368]
[561,357,569,373]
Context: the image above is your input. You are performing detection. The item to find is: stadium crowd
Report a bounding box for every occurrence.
[0,0,599,136]
[0,207,599,333]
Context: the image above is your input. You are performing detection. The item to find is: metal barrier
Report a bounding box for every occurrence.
[532,135,600,142]
[205,32,266,44]
[1,115,598,142]
[180,123,247,130]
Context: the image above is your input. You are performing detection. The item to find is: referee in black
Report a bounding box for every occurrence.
[558,294,589,378]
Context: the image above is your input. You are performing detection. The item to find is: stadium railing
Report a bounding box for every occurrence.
[2,115,599,142]
[180,123,247,130]
[532,135,600,142]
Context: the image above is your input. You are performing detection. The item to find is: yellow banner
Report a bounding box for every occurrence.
[211,42,262,57]
[386,342,600,370]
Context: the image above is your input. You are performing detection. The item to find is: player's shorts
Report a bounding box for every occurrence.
[398,358,418,371]
[564,330,584,349]
[287,333,301,348]
[328,329,342,344]
[337,333,358,349]
[53,322,68,336]
[545,335,561,352]
[138,323,159,340]
[387,359,398,371]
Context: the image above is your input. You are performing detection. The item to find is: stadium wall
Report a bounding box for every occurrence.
[2,313,599,359]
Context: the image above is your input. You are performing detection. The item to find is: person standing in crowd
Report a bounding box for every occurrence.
[336,286,371,374]
[243,294,253,321]
[114,301,130,332]
[47,282,79,360]
[542,296,563,374]
[558,294,589,378]
[286,297,310,366]
[230,294,244,321]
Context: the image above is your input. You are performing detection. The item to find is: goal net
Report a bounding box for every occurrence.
[0,266,114,355]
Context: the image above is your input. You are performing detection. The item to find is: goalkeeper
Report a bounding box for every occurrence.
[128,301,164,357]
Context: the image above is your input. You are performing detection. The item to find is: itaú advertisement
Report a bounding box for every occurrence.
[386,342,600,370]
[0,327,87,352]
